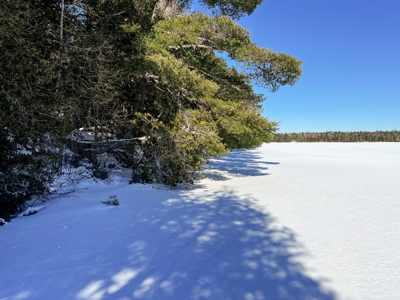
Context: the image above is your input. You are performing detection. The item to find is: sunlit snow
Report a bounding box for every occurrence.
[1,143,399,300]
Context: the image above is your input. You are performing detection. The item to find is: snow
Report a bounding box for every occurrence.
[1,143,400,300]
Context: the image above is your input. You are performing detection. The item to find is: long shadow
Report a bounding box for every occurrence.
[71,189,336,300]
[202,149,280,181]
[0,188,336,300]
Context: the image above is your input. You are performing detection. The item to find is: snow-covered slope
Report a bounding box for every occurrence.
[1,143,399,300]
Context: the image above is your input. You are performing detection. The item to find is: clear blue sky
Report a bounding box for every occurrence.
[237,0,400,133]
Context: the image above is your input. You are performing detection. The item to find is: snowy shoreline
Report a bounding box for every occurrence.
[1,143,400,300]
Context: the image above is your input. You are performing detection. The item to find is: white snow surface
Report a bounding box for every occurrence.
[1,143,400,300]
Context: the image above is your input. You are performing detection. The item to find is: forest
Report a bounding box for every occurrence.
[273,131,400,143]
[0,0,302,220]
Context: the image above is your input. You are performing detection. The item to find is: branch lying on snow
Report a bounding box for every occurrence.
[23,207,37,216]
[76,136,148,144]
[71,127,148,144]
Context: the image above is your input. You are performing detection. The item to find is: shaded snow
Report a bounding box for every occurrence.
[1,143,400,300]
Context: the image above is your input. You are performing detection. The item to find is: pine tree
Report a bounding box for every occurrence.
[0,0,303,212]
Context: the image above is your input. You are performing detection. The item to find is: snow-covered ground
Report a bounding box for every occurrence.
[1,143,400,300]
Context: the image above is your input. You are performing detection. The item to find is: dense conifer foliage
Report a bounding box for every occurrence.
[273,131,400,143]
[0,0,302,218]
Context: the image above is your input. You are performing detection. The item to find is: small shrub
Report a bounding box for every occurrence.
[102,195,119,206]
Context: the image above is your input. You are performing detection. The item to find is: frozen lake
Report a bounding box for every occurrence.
[202,142,400,300]
[1,143,400,300]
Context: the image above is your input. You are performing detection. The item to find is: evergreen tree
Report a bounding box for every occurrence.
[1,0,302,217]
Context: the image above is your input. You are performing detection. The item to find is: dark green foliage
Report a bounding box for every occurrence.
[0,0,302,214]
[0,129,58,220]
[0,0,65,218]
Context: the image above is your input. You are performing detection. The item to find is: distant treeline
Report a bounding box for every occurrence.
[273,131,400,142]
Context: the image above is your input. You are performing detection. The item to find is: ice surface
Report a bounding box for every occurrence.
[1,143,399,300]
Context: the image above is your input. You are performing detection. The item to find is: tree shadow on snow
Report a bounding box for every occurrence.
[202,149,280,181]
[71,189,336,300]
